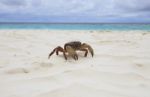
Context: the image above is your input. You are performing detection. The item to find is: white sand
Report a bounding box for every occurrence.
[0,30,150,97]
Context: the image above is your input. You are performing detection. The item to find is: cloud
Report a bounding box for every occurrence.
[113,0,150,17]
[0,0,114,16]
[0,0,150,22]
[0,0,26,6]
[114,0,150,11]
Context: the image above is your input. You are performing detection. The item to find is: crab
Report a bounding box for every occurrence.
[48,41,94,60]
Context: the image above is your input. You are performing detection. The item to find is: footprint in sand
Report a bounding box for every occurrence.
[6,68,29,74]
[135,63,143,67]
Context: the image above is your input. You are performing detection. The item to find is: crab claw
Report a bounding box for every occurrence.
[82,43,94,57]
[66,46,78,60]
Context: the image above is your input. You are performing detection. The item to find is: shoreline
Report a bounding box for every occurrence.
[0,29,150,32]
[0,23,150,31]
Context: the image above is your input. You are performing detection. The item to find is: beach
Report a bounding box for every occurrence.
[0,30,150,97]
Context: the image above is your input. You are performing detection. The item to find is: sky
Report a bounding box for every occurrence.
[0,0,150,23]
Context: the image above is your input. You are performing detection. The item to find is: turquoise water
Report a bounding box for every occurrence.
[0,23,150,31]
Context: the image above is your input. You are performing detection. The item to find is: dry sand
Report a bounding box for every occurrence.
[0,30,150,97]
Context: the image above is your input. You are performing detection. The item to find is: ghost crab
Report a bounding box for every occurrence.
[48,41,94,60]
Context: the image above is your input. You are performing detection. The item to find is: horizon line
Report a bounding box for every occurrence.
[0,22,150,24]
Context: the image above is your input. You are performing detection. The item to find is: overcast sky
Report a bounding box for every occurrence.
[0,0,150,23]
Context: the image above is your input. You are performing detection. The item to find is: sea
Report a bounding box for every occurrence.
[0,23,150,31]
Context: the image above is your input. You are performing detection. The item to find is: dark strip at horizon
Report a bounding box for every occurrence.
[0,22,150,24]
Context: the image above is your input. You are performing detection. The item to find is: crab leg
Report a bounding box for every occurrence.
[82,43,94,57]
[80,49,88,57]
[48,46,67,60]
